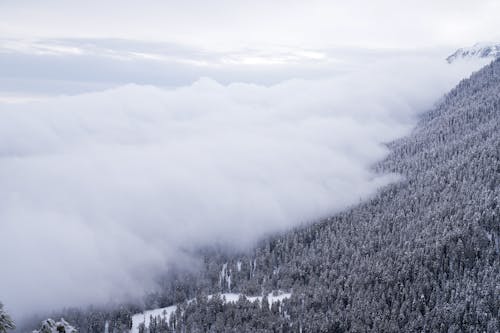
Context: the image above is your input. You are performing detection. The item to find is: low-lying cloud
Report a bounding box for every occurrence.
[0,56,487,317]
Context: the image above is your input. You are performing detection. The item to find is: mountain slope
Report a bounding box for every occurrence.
[447,42,500,63]
[156,57,500,332]
[45,59,500,333]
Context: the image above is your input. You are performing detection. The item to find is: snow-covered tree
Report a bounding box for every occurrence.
[0,303,15,333]
[33,318,77,333]
[37,57,500,333]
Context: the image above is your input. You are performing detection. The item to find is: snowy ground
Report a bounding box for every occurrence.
[130,291,291,333]
[131,305,177,333]
[213,292,292,306]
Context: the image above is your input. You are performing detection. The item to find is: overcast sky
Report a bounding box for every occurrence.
[1,0,499,50]
[1,0,499,98]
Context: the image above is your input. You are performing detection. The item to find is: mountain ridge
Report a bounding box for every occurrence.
[446,42,500,63]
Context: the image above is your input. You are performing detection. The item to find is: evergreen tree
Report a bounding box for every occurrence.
[0,303,15,333]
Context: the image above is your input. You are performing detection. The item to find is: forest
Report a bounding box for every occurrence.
[8,58,500,333]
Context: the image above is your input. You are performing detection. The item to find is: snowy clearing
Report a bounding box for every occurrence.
[130,291,292,333]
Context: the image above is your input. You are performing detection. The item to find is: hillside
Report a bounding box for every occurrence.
[152,57,500,332]
[37,59,500,333]
[447,43,500,63]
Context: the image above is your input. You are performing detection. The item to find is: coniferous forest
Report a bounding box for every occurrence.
[2,2,500,333]
[23,56,500,333]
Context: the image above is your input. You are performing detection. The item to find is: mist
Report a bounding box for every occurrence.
[0,56,487,318]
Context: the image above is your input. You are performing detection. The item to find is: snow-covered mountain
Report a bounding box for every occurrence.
[446,42,500,63]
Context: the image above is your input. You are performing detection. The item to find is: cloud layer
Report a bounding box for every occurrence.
[1,0,500,49]
[0,56,486,317]
[0,38,435,97]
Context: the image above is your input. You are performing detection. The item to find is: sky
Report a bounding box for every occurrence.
[1,0,499,49]
[0,0,498,321]
[0,0,499,99]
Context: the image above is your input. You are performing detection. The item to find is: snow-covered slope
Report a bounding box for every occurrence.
[131,305,177,333]
[130,291,291,333]
[446,42,500,63]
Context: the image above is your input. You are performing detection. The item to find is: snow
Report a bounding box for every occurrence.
[210,293,241,303]
[250,259,257,277]
[208,292,292,305]
[33,319,77,333]
[131,305,177,333]
[265,291,292,305]
[446,42,500,63]
[219,263,228,288]
[130,291,291,332]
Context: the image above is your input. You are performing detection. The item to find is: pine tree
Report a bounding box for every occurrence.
[0,302,15,333]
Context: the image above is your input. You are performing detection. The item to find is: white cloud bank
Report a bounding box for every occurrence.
[0,56,487,317]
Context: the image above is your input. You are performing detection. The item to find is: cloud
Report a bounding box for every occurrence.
[0,56,486,317]
[0,38,470,98]
[1,0,499,49]
[0,38,387,96]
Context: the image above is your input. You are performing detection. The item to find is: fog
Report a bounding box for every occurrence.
[0,56,487,317]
